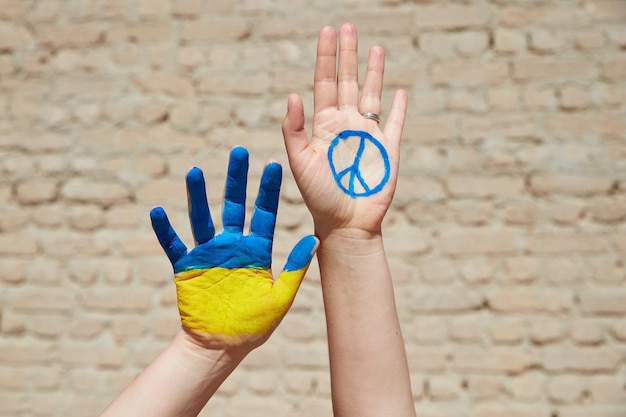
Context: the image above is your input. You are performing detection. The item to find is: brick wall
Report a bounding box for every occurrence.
[1,1,625,416]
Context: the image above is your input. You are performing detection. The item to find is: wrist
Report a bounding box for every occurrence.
[316,227,385,257]
[175,328,252,365]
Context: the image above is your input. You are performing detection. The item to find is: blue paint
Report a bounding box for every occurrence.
[327,130,390,198]
[186,167,215,245]
[283,235,317,272]
[250,162,281,240]
[150,207,188,265]
[223,147,249,233]
[151,148,315,275]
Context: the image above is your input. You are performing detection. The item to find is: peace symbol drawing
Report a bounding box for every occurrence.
[327,130,390,198]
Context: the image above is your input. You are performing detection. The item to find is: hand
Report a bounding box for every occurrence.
[282,23,408,239]
[150,147,318,350]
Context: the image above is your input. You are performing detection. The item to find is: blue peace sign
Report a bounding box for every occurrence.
[327,130,390,198]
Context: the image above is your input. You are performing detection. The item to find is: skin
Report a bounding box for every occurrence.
[282,23,415,417]
[100,149,318,416]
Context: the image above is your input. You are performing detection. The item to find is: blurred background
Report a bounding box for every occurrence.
[0,0,625,416]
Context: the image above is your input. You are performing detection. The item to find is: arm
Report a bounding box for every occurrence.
[100,148,318,417]
[282,23,415,417]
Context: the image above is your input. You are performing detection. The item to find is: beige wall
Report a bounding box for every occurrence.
[1,0,626,416]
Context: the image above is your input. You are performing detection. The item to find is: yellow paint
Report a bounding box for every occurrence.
[175,266,307,337]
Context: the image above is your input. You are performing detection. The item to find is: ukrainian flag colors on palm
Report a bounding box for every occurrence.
[150,147,317,347]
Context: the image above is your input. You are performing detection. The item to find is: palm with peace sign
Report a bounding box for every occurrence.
[282,23,408,239]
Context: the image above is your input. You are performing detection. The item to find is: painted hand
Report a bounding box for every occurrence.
[150,147,318,349]
[282,23,408,238]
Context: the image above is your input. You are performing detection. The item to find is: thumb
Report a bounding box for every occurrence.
[274,235,319,298]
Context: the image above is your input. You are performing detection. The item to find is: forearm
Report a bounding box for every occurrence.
[100,329,248,417]
[317,230,416,417]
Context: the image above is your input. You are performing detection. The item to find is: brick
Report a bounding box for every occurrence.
[523,87,556,109]
[460,259,494,285]
[570,320,605,346]
[136,258,172,286]
[527,233,606,254]
[40,232,109,257]
[180,18,249,42]
[31,315,65,339]
[500,5,583,27]
[589,377,626,403]
[111,315,146,339]
[0,0,28,19]
[531,174,614,197]
[9,288,75,312]
[403,116,457,143]
[68,260,100,285]
[588,0,626,22]
[514,58,594,82]
[134,72,194,97]
[543,259,586,285]
[542,347,620,373]
[412,289,483,313]
[494,29,526,54]
[487,287,571,313]
[488,320,525,344]
[559,407,626,417]
[431,60,508,86]
[453,202,493,225]
[68,316,106,339]
[447,176,524,198]
[428,376,461,401]
[62,178,131,206]
[449,317,483,343]
[36,24,104,48]
[1,311,26,335]
[0,259,26,284]
[0,233,38,255]
[197,73,270,96]
[510,372,544,401]
[453,348,534,375]
[545,113,624,139]
[504,202,539,225]
[0,341,54,364]
[529,29,567,54]
[440,231,518,257]
[461,114,539,142]
[58,343,124,367]
[529,319,568,344]
[281,343,328,369]
[606,26,626,48]
[82,288,153,312]
[406,347,447,372]
[68,205,104,231]
[589,201,626,223]
[384,220,431,255]
[415,4,492,30]
[559,85,591,110]
[579,290,626,315]
[172,0,203,17]
[447,90,486,113]
[409,318,447,344]
[15,178,59,204]
[0,22,32,51]
[547,203,584,225]
[419,259,456,284]
[600,57,626,82]
[487,87,520,111]
[0,207,29,232]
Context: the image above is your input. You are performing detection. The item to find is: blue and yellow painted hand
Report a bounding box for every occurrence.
[150,147,317,345]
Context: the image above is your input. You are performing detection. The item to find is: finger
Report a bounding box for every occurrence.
[383,89,408,145]
[275,235,319,294]
[250,162,282,240]
[359,46,385,117]
[223,147,249,233]
[314,26,338,114]
[150,207,188,266]
[186,167,215,245]
[337,22,359,110]
[282,94,309,160]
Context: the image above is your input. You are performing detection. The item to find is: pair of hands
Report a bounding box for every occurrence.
[151,24,407,351]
